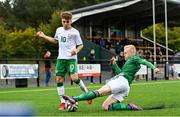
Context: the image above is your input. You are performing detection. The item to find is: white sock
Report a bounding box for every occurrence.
[57,86,65,103]
[79,80,88,92]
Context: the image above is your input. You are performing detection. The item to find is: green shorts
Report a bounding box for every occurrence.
[55,59,77,77]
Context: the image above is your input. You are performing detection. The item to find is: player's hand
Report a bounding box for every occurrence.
[71,49,77,56]
[37,31,45,38]
[110,56,117,65]
[154,68,160,73]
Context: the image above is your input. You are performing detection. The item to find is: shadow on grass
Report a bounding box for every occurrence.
[143,103,177,110]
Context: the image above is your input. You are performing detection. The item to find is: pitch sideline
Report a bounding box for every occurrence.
[0,80,180,94]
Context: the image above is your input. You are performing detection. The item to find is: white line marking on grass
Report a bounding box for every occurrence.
[0,88,55,94]
[132,80,180,86]
[0,80,180,94]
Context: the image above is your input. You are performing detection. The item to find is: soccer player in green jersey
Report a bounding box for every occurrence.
[63,45,160,111]
[37,11,90,110]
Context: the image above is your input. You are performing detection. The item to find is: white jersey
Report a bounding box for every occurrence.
[54,27,83,59]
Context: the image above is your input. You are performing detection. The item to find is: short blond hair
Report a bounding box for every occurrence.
[61,11,72,20]
[124,45,137,54]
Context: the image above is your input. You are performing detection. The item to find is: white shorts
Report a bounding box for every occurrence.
[105,76,130,102]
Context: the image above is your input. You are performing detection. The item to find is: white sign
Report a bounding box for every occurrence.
[78,64,101,77]
[0,64,38,79]
[136,65,147,75]
[174,64,180,73]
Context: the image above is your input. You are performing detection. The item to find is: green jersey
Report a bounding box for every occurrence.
[113,54,156,85]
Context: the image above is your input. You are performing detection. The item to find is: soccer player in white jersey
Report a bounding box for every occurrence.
[37,11,91,110]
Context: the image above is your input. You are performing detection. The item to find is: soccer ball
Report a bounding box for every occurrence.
[65,100,78,112]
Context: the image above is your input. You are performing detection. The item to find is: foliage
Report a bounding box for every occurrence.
[1,0,110,29]
[142,23,180,51]
[0,2,8,19]
[49,10,62,35]
[2,0,63,29]
[3,27,38,58]
[0,20,8,58]
[168,27,180,51]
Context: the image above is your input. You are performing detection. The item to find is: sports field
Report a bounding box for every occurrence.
[0,80,180,116]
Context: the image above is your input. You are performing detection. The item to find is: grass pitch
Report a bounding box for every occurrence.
[0,80,180,116]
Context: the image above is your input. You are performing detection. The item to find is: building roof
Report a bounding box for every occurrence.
[71,0,180,27]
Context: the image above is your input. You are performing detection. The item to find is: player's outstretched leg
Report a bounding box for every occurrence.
[62,95,76,104]
[62,91,100,104]
[73,78,89,93]
[73,78,93,104]
[128,102,143,110]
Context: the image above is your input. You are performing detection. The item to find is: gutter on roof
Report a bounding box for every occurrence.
[163,0,180,4]
[71,0,129,14]
[169,0,180,4]
[72,0,142,23]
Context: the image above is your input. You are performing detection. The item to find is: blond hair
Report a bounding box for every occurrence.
[61,11,72,20]
[124,45,137,54]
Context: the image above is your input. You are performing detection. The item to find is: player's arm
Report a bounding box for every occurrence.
[111,56,122,75]
[138,58,160,73]
[71,44,84,56]
[76,44,83,53]
[37,31,58,44]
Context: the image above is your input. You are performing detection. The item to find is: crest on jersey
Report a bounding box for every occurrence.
[68,34,75,40]
[70,64,74,72]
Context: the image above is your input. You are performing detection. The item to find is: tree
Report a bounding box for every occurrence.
[0,20,9,58]
[168,27,180,51]
[1,0,111,29]
[2,0,64,29]
[142,23,180,51]
[49,10,62,35]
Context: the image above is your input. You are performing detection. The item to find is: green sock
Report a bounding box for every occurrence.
[109,102,131,111]
[73,78,80,84]
[73,91,99,101]
[57,82,63,87]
